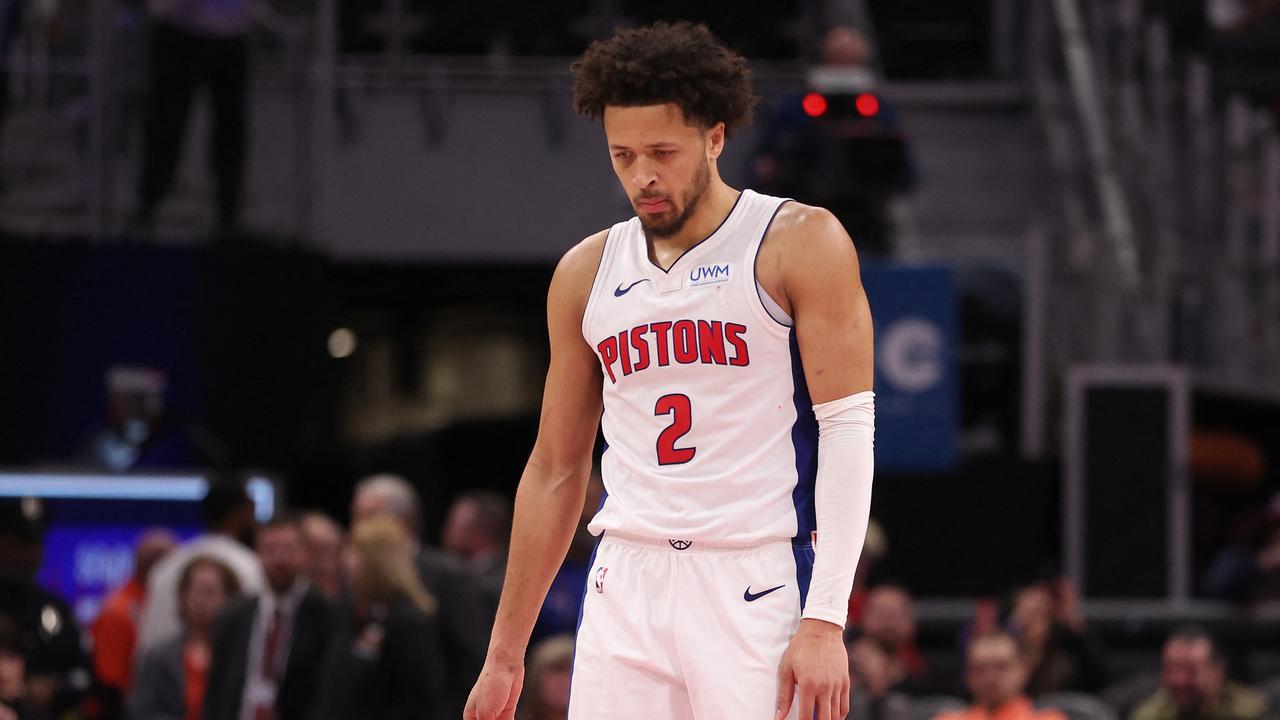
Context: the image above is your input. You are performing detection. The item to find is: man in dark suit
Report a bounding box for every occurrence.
[442,490,512,615]
[204,515,331,720]
[352,474,492,720]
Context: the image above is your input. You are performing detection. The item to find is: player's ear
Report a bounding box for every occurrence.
[706,122,726,160]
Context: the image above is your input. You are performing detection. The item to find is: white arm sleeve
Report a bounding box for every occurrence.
[801,390,875,628]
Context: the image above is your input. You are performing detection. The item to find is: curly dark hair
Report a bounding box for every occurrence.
[570,21,758,138]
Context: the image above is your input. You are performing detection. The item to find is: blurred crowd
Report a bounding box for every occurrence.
[0,475,523,720]
[839,587,1280,720]
[3,471,1280,720]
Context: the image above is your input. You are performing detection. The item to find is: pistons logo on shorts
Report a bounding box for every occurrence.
[594,566,608,593]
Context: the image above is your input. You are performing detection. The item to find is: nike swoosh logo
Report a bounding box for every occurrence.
[744,584,786,602]
[614,279,650,297]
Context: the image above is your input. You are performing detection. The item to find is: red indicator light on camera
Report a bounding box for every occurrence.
[802,92,828,117]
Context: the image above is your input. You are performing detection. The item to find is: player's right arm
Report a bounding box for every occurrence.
[464,231,607,720]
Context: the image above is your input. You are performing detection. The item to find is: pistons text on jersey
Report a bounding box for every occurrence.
[595,320,750,383]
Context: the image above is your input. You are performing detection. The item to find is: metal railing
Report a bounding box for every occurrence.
[0,0,321,239]
[0,0,833,244]
[1023,0,1280,418]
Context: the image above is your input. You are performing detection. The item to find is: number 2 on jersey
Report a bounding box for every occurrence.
[654,394,696,465]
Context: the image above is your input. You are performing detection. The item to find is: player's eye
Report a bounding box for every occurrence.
[613,151,632,161]
[654,149,674,158]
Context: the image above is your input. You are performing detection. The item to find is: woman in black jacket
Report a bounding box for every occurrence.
[128,556,240,720]
[311,517,444,720]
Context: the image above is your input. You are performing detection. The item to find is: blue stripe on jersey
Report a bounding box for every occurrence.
[595,440,609,519]
[788,328,819,608]
[792,543,815,612]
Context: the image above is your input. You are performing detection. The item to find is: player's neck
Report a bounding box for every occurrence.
[651,181,741,257]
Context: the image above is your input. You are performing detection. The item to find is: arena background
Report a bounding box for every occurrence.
[1,0,1279,717]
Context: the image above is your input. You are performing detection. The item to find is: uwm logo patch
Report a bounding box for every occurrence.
[688,262,731,288]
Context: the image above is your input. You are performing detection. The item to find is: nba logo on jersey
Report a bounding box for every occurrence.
[595,566,608,593]
[688,263,731,288]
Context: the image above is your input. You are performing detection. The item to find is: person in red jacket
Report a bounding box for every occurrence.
[93,529,177,706]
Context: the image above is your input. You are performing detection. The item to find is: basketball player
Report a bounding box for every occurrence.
[465,21,875,720]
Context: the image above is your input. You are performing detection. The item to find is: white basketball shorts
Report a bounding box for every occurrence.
[567,531,815,720]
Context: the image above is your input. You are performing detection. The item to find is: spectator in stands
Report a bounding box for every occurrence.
[1202,495,1280,604]
[1007,579,1107,694]
[0,499,91,718]
[299,511,345,601]
[517,634,574,720]
[861,584,935,694]
[532,470,604,644]
[80,366,228,473]
[0,616,32,720]
[203,515,333,720]
[935,632,1068,720]
[847,633,913,720]
[311,517,443,720]
[128,555,241,720]
[0,0,21,197]
[442,490,512,600]
[1206,0,1280,107]
[1208,0,1280,34]
[747,25,916,257]
[92,528,178,719]
[1131,626,1272,720]
[442,486,506,617]
[132,0,252,239]
[137,477,264,654]
[847,519,889,626]
[351,474,488,719]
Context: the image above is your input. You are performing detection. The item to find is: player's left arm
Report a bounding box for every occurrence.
[769,204,875,720]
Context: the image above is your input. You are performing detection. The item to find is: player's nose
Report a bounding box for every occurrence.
[631,157,658,188]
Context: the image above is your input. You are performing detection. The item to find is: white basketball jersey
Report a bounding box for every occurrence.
[582,189,818,544]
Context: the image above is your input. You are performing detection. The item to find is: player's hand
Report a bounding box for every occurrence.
[775,619,850,720]
[464,656,524,720]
